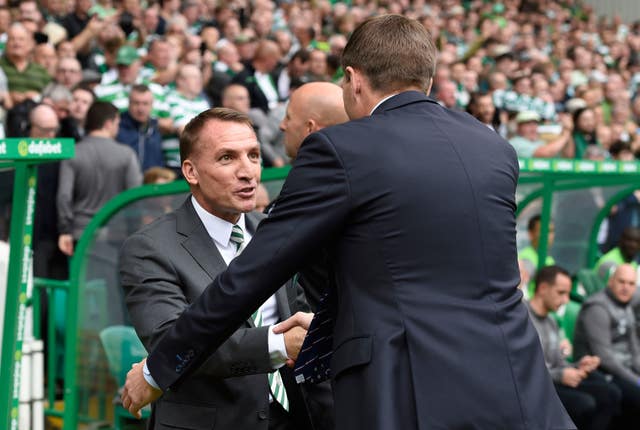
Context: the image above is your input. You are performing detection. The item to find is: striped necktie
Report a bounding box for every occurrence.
[231,224,289,410]
[230,224,244,253]
[252,306,290,411]
[251,308,289,411]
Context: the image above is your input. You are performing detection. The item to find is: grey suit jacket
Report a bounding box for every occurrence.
[120,197,309,430]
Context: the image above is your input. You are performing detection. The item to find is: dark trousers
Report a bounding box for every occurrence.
[269,401,295,430]
[610,375,640,428]
[555,371,621,430]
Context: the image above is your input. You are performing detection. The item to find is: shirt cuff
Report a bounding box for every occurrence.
[268,326,288,369]
[143,361,161,390]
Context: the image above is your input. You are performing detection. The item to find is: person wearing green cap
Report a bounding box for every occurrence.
[94,45,173,133]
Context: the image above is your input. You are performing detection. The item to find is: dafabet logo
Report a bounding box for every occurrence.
[18,140,29,157]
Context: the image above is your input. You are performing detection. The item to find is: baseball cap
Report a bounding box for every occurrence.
[116,45,140,66]
[515,111,541,123]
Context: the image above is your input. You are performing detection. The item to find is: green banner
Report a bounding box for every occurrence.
[10,173,36,430]
[0,138,74,160]
[519,158,640,174]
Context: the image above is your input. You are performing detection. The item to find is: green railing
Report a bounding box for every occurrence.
[61,166,291,429]
[0,138,74,430]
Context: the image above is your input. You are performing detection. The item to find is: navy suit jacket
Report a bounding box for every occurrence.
[146,91,575,430]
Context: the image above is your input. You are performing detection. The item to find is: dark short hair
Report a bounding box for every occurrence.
[71,83,96,101]
[290,49,310,63]
[130,84,151,95]
[534,265,570,292]
[85,101,119,133]
[341,14,436,93]
[609,140,631,157]
[179,108,253,162]
[528,214,542,232]
[466,91,493,114]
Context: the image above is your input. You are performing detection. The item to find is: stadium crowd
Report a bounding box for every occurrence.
[0,0,639,233]
[1,1,640,429]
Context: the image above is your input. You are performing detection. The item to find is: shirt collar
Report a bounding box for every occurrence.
[369,93,400,115]
[191,195,247,247]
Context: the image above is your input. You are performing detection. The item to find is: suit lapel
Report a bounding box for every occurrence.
[176,197,228,283]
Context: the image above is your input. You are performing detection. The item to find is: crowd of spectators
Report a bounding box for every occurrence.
[1,0,640,274]
[0,0,638,167]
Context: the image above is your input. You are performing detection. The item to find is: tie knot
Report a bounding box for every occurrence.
[230,224,244,252]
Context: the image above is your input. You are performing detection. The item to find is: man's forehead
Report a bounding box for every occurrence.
[205,120,257,144]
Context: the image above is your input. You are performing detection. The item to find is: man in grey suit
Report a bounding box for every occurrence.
[119,108,316,430]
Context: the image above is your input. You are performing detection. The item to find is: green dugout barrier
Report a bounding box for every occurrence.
[0,138,74,430]
[515,158,640,275]
[2,157,639,429]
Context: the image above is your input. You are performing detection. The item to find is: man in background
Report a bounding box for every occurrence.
[57,101,141,256]
[117,84,164,171]
[574,264,640,427]
[528,265,620,430]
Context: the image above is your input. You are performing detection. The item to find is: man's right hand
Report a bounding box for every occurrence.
[561,367,586,388]
[283,326,306,362]
[274,312,313,365]
[58,234,74,256]
[121,359,162,418]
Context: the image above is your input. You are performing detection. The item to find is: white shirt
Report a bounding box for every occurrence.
[255,71,280,110]
[142,198,288,389]
[370,93,400,115]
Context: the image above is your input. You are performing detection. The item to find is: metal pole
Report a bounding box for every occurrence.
[0,164,37,429]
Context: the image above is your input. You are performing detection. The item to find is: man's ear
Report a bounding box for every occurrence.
[345,66,361,94]
[306,118,317,134]
[425,77,434,95]
[182,159,198,186]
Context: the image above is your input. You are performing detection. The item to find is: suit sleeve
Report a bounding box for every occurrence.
[147,131,351,390]
[120,230,277,380]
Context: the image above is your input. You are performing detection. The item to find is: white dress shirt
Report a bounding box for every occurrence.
[255,71,280,110]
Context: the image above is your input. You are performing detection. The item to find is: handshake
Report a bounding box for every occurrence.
[121,312,313,418]
[275,312,314,367]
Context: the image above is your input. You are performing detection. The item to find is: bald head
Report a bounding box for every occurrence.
[29,104,60,138]
[280,82,349,159]
[608,263,637,304]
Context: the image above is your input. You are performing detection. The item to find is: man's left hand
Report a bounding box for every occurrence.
[121,358,162,418]
[578,355,600,373]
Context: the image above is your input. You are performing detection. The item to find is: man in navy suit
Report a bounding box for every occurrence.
[123,14,575,430]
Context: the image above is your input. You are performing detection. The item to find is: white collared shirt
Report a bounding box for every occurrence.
[369,93,400,115]
[255,71,279,110]
[191,196,285,353]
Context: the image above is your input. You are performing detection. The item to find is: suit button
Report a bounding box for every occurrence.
[258,410,268,420]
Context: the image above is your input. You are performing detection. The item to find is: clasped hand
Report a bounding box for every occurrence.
[121,312,313,418]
